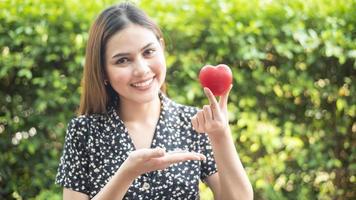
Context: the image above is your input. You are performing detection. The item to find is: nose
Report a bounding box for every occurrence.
[133,58,150,76]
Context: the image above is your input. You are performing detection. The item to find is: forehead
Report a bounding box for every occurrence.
[106,24,158,55]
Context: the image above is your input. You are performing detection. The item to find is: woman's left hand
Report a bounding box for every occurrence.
[191,85,232,138]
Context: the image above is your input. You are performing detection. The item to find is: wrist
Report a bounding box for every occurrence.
[208,128,232,144]
[208,126,230,138]
[119,159,140,181]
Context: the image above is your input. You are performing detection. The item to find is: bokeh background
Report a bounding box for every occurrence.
[0,0,355,199]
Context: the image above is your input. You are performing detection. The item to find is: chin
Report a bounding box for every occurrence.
[134,89,160,103]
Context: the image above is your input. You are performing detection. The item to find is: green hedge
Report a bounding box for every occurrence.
[0,0,355,199]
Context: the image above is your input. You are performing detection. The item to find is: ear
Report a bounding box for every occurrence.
[103,72,109,85]
[159,38,165,50]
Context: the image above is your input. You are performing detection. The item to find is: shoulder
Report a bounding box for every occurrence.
[65,113,107,140]
[67,114,95,131]
[162,94,199,120]
[68,112,110,126]
[175,102,198,116]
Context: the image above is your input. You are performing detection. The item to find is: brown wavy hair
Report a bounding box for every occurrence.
[78,2,166,115]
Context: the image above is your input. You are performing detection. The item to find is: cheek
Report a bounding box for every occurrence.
[107,68,131,85]
[153,53,166,75]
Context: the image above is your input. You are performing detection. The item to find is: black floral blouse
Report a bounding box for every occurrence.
[55,93,217,199]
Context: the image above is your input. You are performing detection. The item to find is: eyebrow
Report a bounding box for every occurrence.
[111,42,155,59]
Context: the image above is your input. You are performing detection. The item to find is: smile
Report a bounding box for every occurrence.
[131,78,154,88]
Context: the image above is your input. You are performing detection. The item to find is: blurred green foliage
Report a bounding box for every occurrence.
[0,0,355,199]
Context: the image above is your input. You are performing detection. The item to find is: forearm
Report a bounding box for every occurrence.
[92,162,136,200]
[210,129,253,200]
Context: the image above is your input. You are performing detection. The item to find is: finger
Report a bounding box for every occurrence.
[197,111,205,132]
[191,116,199,131]
[164,152,205,165]
[174,152,206,161]
[204,87,220,114]
[167,149,189,154]
[203,105,213,121]
[193,152,206,161]
[219,84,233,108]
[141,147,165,160]
[192,115,204,133]
[204,87,219,106]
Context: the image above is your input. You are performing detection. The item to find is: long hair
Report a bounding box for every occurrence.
[78,2,166,115]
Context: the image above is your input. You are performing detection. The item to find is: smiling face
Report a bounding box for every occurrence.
[104,24,166,106]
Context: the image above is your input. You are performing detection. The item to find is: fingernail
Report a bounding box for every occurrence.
[201,155,206,161]
[156,147,165,154]
[194,153,206,161]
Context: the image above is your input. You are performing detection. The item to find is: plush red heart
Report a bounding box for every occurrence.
[198,64,233,96]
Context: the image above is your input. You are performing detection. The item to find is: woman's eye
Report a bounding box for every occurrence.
[116,57,129,64]
[143,49,156,57]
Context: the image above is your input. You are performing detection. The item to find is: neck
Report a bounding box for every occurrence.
[118,95,161,123]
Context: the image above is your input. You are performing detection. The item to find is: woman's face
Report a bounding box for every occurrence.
[105,24,166,105]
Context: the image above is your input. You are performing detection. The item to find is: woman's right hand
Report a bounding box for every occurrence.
[122,147,206,178]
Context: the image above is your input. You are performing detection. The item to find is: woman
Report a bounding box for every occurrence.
[56,2,253,200]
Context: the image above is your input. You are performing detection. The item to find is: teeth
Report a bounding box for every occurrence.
[132,78,153,87]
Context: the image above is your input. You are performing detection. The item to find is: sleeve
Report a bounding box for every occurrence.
[55,117,90,195]
[199,132,218,181]
[179,104,218,181]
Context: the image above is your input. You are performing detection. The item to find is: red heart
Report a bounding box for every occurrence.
[198,64,232,96]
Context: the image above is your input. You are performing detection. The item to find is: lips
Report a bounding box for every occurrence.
[131,77,154,88]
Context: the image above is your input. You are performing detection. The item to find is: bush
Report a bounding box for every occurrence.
[0,0,106,198]
[1,0,355,199]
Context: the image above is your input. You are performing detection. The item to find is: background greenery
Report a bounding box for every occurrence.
[0,0,355,199]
